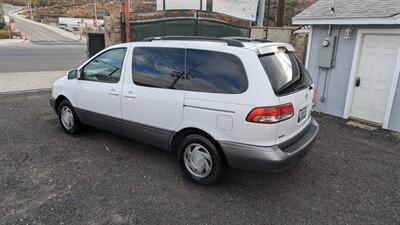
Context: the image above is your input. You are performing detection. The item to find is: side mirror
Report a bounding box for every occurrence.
[67,69,79,80]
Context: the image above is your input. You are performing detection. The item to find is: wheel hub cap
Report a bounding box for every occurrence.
[191,153,206,172]
[184,143,212,178]
[61,106,74,130]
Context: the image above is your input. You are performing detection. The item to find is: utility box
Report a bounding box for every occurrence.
[317,36,336,68]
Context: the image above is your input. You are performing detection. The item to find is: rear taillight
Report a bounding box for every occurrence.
[312,89,317,105]
[246,103,294,124]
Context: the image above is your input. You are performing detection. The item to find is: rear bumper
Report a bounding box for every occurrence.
[219,118,319,172]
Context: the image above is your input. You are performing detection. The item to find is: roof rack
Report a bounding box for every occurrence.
[142,36,245,47]
[223,37,272,43]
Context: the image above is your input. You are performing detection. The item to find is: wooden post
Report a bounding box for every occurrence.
[275,0,285,27]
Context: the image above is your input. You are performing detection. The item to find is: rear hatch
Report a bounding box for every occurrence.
[258,48,314,144]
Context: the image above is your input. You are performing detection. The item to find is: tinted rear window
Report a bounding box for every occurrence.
[259,52,312,95]
[132,47,185,90]
[186,49,248,94]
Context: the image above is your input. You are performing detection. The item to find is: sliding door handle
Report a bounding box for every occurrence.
[124,91,136,99]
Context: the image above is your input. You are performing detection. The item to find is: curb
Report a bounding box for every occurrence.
[0,88,51,95]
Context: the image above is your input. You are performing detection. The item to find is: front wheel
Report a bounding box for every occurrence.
[178,134,225,185]
[58,100,82,134]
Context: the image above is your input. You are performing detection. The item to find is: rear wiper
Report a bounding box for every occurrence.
[277,85,292,95]
[276,75,301,95]
[294,83,311,91]
[277,80,310,95]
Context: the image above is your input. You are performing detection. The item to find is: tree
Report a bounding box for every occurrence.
[265,0,316,26]
[0,0,4,18]
[275,0,285,27]
[0,0,5,29]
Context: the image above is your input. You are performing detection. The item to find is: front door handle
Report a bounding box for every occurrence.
[108,89,120,96]
[124,91,136,99]
[355,76,361,87]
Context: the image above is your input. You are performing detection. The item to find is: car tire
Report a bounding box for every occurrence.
[58,100,82,134]
[178,134,225,185]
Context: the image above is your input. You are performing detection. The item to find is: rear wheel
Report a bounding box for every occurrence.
[58,100,82,134]
[178,134,225,185]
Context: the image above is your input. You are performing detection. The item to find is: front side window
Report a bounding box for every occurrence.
[82,48,127,83]
[132,47,185,90]
[186,49,248,94]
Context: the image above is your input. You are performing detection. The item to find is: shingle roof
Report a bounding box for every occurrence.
[293,0,400,20]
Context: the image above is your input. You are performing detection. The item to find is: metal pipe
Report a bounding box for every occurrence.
[331,25,341,67]
[320,69,329,103]
[29,0,33,20]
[265,0,271,39]
[122,0,131,42]
[93,0,98,30]
[256,0,266,27]
[331,0,336,12]
[328,24,332,36]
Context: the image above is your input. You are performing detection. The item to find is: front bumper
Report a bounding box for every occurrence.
[219,118,319,172]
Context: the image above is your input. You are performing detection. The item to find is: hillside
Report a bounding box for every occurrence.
[3,0,317,26]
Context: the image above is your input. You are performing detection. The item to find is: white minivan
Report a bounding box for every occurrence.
[50,37,319,185]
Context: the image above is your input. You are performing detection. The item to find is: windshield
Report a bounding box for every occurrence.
[259,52,311,95]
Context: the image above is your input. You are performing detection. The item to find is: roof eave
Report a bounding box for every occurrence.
[292,17,400,25]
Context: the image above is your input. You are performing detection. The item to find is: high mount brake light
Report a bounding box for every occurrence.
[246,103,294,124]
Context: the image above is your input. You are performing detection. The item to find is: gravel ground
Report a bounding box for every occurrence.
[1,91,399,225]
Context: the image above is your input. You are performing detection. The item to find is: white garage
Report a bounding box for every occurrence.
[293,0,400,131]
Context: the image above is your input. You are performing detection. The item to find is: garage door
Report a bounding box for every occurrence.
[350,34,400,124]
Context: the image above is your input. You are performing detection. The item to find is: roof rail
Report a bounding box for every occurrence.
[141,36,245,47]
[223,37,272,43]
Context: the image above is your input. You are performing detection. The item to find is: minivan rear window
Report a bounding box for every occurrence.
[259,52,312,95]
[186,49,248,94]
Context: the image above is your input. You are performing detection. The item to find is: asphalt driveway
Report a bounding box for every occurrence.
[0,91,399,225]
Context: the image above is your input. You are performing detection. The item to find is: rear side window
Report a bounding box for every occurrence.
[186,49,248,94]
[132,47,185,90]
[259,52,312,95]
